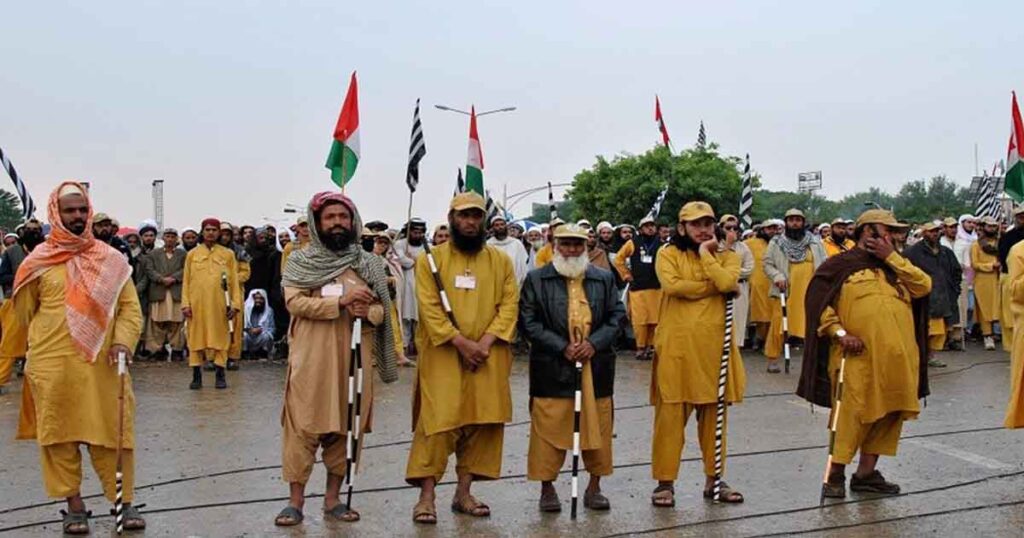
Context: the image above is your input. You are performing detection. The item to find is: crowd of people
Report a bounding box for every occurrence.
[0,181,1022,534]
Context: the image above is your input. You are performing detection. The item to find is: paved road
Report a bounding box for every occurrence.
[1,345,1020,536]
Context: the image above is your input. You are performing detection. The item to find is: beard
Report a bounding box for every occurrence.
[320,226,354,252]
[21,231,44,249]
[784,227,806,241]
[408,231,425,247]
[451,223,486,253]
[530,239,545,251]
[361,237,375,252]
[831,230,846,241]
[756,229,772,241]
[552,251,589,279]
[493,229,508,240]
[93,229,111,241]
[670,231,701,252]
[252,304,265,316]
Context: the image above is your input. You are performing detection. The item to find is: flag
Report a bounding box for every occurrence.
[1007,91,1024,202]
[739,153,753,230]
[0,146,36,219]
[465,106,485,195]
[325,72,360,187]
[548,182,558,221]
[406,99,426,193]
[976,173,1000,219]
[644,185,669,222]
[697,120,707,150]
[454,167,465,196]
[655,95,671,148]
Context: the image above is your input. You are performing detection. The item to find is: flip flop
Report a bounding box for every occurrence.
[324,502,360,522]
[704,481,745,503]
[651,484,675,508]
[451,495,491,517]
[122,503,146,530]
[274,506,304,527]
[60,509,90,535]
[412,499,437,525]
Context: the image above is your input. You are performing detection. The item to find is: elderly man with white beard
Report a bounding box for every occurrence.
[519,224,626,512]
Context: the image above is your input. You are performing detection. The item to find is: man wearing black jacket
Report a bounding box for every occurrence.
[905,221,962,367]
[519,224,625,513]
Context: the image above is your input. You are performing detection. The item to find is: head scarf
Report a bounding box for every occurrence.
[243,288,275,332]
[957,214,977,243]
[11,181,133,362]
[281,192,398,383]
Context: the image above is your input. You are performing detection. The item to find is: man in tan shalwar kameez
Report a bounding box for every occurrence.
[520,224,625,512]
[406,192,519,525]
[273,192,398,526]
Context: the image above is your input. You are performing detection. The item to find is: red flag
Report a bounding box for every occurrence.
[655,95,671,148]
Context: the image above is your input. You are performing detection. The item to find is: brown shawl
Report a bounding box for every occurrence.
[797,248,930,407]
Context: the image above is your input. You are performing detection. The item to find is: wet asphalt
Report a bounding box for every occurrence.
[1,344,1022,537]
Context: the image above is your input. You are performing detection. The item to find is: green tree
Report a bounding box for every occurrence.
[568,144,745,225]
[528,200,577,224]
[0,189,24,231]
[891,175,973,223]
[751,191,838,224]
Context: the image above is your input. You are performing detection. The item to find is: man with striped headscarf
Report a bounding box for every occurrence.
[0,181,145,533]
[274,191,397,526]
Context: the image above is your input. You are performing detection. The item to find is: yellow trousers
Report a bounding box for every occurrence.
[189,348,227,367]
[527,399,613,481]
[634,323,657,349]
[405,423,504,484]
[928,318,946,352]
[651,400,725,480]
[828,411,904,465]
[40,442,134,503]
[280,417,350,484]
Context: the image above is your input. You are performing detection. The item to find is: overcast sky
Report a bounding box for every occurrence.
[1,0,1021,232]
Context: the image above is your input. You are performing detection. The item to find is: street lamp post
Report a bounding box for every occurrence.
[434,105,517,117]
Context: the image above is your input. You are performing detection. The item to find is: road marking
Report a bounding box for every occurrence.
[906,438,1013,470]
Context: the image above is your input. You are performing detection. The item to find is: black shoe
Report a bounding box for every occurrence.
[170,351,184,362]
[189,367,202,390]
[850,470,900,495]
[14,358,26,377]
[822,471,846,499]
[215,367,227,389]
[226,359,239,371]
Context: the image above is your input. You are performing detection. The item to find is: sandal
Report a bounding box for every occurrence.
[583,490,610,511]
[274,505,304,527]
[539,490,562,513]
[412,499,437,525]
[122,503,146,530]
[704,481,744,503]
[60,509,91,535]
[850,470,900,495]
[451,495,491,517]
[324,502,360,522]
[651,484,675,508]
[822,471,846,499]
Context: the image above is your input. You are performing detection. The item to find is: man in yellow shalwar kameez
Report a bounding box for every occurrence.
[272,192,399,526]
[972,216,1002,350]
[533,218,563,268]
[405,192,519,525]
[0,182,146,533]
[997,209,1024,353]
[182,218,242,390]
[744,220,780,349]
[650,202,747,507]
[219,222,250,371]
[614,215,664,360]
[1004,239,1024,428]
[520,224,625,512]
[822,218,855,258]
[763,209,827,373]
[280,216,312,273]
[799,209,931,498]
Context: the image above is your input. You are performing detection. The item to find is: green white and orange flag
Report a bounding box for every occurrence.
[465,106,485,195]
[1007,91,1024,202]
[325,72,360,187]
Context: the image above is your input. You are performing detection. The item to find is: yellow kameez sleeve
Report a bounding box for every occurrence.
[654,247,715,299]
[971,243,997,273]
[1012,249,1024,303]
[111,280,144,350]
[818,305,843,338]
[414,251,460,346]
[227,254,243,311]
[284,287,341,320]
[483,253,519,343]
[280,242,294,274]
[884,252,932,298]
[613,241,635,281]
[0,279,38,383]
[238,260,251,286]
[699,249,741,293]
[180,250,193,310]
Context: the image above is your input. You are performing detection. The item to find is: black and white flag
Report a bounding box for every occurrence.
[739,153,753,229]
[406,99,426,192]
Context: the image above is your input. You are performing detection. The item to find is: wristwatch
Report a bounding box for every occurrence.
[835,329,848,339]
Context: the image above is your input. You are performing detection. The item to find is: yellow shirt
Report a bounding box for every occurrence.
[653,245,745,405]
[280,237,311,273]
[744,237,772,323]
[818,252,931,424]
[181,244,242,351]
[971,240,1001,323]
[1,265,142,447]
[534,243,553,268]
[823,236,855,258]
[413,242,519,436]
[1005,242,1024,428]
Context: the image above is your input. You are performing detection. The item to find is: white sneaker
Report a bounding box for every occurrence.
[984,336,995,350]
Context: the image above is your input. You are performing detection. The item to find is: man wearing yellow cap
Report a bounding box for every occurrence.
[182,218,242,390]
[650,202,746,507]
[799,209,931,499]
[763,209,827,372]
[280,216,311,273]
[999,208,1024,352]
[823,218,855,257]
[744,220,781,349]
[972,216,1002,350]
[534,219,564,268]
[406,192,519,525]
[614,215,665,360]
[520,224,625,512]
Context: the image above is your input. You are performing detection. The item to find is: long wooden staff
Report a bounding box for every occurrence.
[344,318,365,509]
[780,290,791,374]
[820,353,848,506]
[570,327,584,519]
[114,351,127,534]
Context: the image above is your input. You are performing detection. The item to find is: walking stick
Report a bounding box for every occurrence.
[713,297,735,502]
[820,353,848,506]
[114,350,127,534]
[780,289,791,374]
[570,328,584,520]
[221,273,234,334]
[344,317,365,509]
